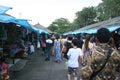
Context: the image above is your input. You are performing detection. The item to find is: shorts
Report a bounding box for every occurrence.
[68,67,78,77]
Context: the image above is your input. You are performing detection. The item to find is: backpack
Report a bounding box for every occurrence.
[77,39,83,48]
[62,41,72,59]
[66,42,72,53]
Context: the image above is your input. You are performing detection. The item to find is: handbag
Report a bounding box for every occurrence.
[41,40,46,47]
[62,46,67,53]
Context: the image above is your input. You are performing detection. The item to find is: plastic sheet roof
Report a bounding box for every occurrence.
[65,26,120,35]
[11,19,49,34]
[0,14,49,34]
[11,19,39,33]
[0,5,49,34]
[0,5,12,14]
[0,14,15,23]
[108,26,120,32]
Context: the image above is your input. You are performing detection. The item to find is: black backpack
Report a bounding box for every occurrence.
[64,41,72,59]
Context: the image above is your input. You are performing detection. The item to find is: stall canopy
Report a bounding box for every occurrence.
[11,19,49,34]
[0,5,12,14]
[0,14,49,34]
[0,5,49,34]
[108,26,120,32]
[77,26,120,34]
[64,26,120,35]
[0,14,15,23]
[11,19,39,33]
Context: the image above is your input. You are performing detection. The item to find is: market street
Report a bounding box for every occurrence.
[9,49,68,80]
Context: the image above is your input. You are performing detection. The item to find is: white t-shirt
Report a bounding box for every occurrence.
[46,39,53,43]
[67,48,83,68]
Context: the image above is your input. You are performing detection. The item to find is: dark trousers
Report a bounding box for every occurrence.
[45,48,52,59]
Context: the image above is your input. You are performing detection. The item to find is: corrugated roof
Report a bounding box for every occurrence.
[73,16,120,32]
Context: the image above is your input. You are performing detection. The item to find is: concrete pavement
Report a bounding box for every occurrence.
[10,49,68,80]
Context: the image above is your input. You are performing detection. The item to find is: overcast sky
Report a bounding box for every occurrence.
[1,0,102,27]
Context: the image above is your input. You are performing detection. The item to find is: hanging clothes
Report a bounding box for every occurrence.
[1,26,7,40]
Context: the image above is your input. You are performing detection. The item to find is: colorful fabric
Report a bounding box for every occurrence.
[55,40,62,62]
[0,63,9,80]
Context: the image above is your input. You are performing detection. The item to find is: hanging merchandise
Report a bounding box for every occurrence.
[37,41,40,49]
[0,26,3,39]
[32,33,34,42]
[0,25,7,41]
[1,29,7,41]
[21,27,27,38]
[0,30,2,38]
[0,62,10,80]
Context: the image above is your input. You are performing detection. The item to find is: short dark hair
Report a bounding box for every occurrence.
[72,39,78,46]
[67,35,73,40]
[77,34,81,39]
[97,28,111,43]
[55,35,60,39]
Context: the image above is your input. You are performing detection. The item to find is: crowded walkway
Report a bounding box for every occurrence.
[9,49,68,80]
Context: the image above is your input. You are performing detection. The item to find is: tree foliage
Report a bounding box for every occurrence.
[102,0,120,18]
[48,0,120,34]
[48,18,71,34]
[74,7,97,28]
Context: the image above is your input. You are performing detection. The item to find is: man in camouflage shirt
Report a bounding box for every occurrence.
[80,28,120,80]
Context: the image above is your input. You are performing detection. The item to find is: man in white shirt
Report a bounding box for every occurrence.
[67,39,83,80]
[45,35,53,61]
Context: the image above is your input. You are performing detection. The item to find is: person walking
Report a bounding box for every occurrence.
[54,35,62,62]
[80,28,120,80]
[41,33,46,56]
[76,34,83,49]
[62,35,73,60]
[67,39,83,80]
[81,34,94,65]
[45,35,53,61]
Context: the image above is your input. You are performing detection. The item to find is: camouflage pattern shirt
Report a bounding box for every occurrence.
[80,43,120,80]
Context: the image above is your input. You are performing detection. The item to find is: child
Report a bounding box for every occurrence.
[0,58,10,80]
[67,39,83,80]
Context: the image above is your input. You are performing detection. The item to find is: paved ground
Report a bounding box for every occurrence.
[9,49,120,80]
[9,49,68,80]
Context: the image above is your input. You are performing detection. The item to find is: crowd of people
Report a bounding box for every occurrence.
[40,28,120,80]
[1,28,119,80]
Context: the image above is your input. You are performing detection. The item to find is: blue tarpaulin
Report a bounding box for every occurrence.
[0,5,12,14]
[0,14,49,34]
[0,5,49,34]
[64,26,120,35]
[79,26,120,34]
[11,19,38,32]
[11,19,49,34]
[0,14,15,23]
[12,19,49,34]
[82,29,97,34]
[108,26,120,32]
[31,26,48,34]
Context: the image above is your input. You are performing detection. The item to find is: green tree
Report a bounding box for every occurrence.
[48,0,120,34]
[75,7,97,28]
[48,18,71,34]
[102,0,120,18]
[95,2,110,21]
